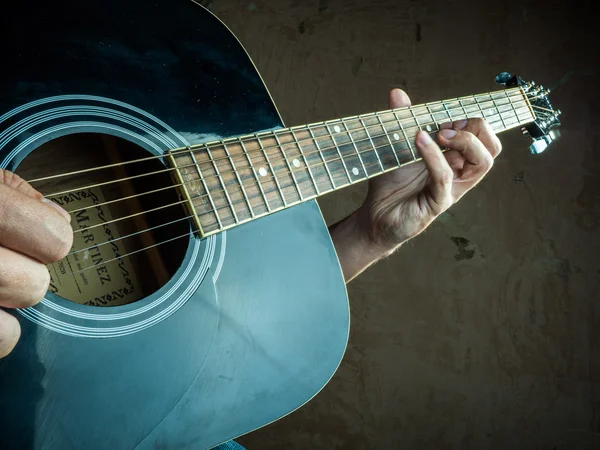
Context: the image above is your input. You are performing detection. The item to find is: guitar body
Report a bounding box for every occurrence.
[0,1,349,449]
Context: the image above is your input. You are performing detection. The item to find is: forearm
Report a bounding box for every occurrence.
[328,208,399,283]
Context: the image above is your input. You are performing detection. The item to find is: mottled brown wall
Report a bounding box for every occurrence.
[204,0,599,448]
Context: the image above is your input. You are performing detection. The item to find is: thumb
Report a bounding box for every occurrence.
[389,88,412,109]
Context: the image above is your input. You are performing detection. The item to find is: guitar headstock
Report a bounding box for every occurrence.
[495,72,562,155]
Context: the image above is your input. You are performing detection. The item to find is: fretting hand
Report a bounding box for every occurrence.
[0,170,73,358]
[330,88,502,282]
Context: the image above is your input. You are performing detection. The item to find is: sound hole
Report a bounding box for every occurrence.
[16,133,189,307]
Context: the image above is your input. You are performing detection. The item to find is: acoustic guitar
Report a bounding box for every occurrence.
[0,0,561,448]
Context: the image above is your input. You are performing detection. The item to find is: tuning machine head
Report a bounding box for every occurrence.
[496,72,562,155]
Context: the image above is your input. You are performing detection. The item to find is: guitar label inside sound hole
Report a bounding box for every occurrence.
[17,133,190,307]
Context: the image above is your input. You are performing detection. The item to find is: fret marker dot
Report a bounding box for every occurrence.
[292,158,301,168]
[333,125,341,133]
[259,167,268,177]
[426,124,433,132]
[352,167,360,176]
[393,133,400,140]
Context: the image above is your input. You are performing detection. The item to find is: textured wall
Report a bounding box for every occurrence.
[203,0,599,448]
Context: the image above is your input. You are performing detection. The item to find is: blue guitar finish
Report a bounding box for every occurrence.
[0,1,349,448]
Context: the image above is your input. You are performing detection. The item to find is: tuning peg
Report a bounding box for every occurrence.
[521,127,529,135]
[529,137,549,155]
[495,72,513,85]
[556,109,562,115]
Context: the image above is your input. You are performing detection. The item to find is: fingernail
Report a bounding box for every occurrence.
[453,119,468,130]
[439,129,457,140]
[417,130,434,146]
[42,198,72,223]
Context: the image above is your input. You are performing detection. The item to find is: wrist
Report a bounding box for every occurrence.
[329,208,401,282]
[353,205,401,257]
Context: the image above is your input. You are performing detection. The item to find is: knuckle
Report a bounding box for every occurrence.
[438,169,454,187]
[472,118,486,128]
[462,131,478,148]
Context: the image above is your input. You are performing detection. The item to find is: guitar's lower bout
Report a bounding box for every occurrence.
[0,0,349,448]
[1,198,347,450]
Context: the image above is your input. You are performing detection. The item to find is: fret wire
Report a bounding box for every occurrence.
[408,107,426,159]
[504,90,522,126]
[393,110,416,160]
[376,113,400,165]
[188,97,531,199]
[307,126,337,188]
[58,89,520,191]
[272,132,304,201]
[290,129,320,194]
[457,99,468,119]
[187,94,528,186]
[190,146,223,229]
[342,119,369,175]
[472,95,483,118]
[358,117,384,171]
[325,123,353,183]
[424,104,440,131]
[43,92,531,232]
[206,146,239,223]
[206,146,240,223]
[488,94,507,130]
[240,139,272,212]
[257,136,287,206]
[192,108,534,229]
[223,142,255,218]
[442,101,454,123]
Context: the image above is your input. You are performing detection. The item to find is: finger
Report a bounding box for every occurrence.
[0,184,73,264]
[415,130,454,212]
[440,118,502,158]
[0,169,43,200]
[0,170,71,222]
[0,246,51,309]
[437,128,494,170]
[0,310,20,359]
[389,88,412,109]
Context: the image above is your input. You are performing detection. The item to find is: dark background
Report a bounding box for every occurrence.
[202,0,598,448]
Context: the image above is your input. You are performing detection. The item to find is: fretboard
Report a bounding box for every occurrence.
[169,86,535,237]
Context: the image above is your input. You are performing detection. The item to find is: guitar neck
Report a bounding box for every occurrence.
[169,86,536,237]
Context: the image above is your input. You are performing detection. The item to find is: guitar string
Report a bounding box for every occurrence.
[68,108,532,235]
[46,95,533,202]
[67,183,184,215]
[46,94,530,199]
[27,87,527,185]
[64,108,526,260]
[63,101,533,218]
[57,107,511,278]
[59,108,544,278]
[62,143,447,276]
[64,106,505,258]
[47,93,536,197]
[68,107,532,233]
[30,89,550,195]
